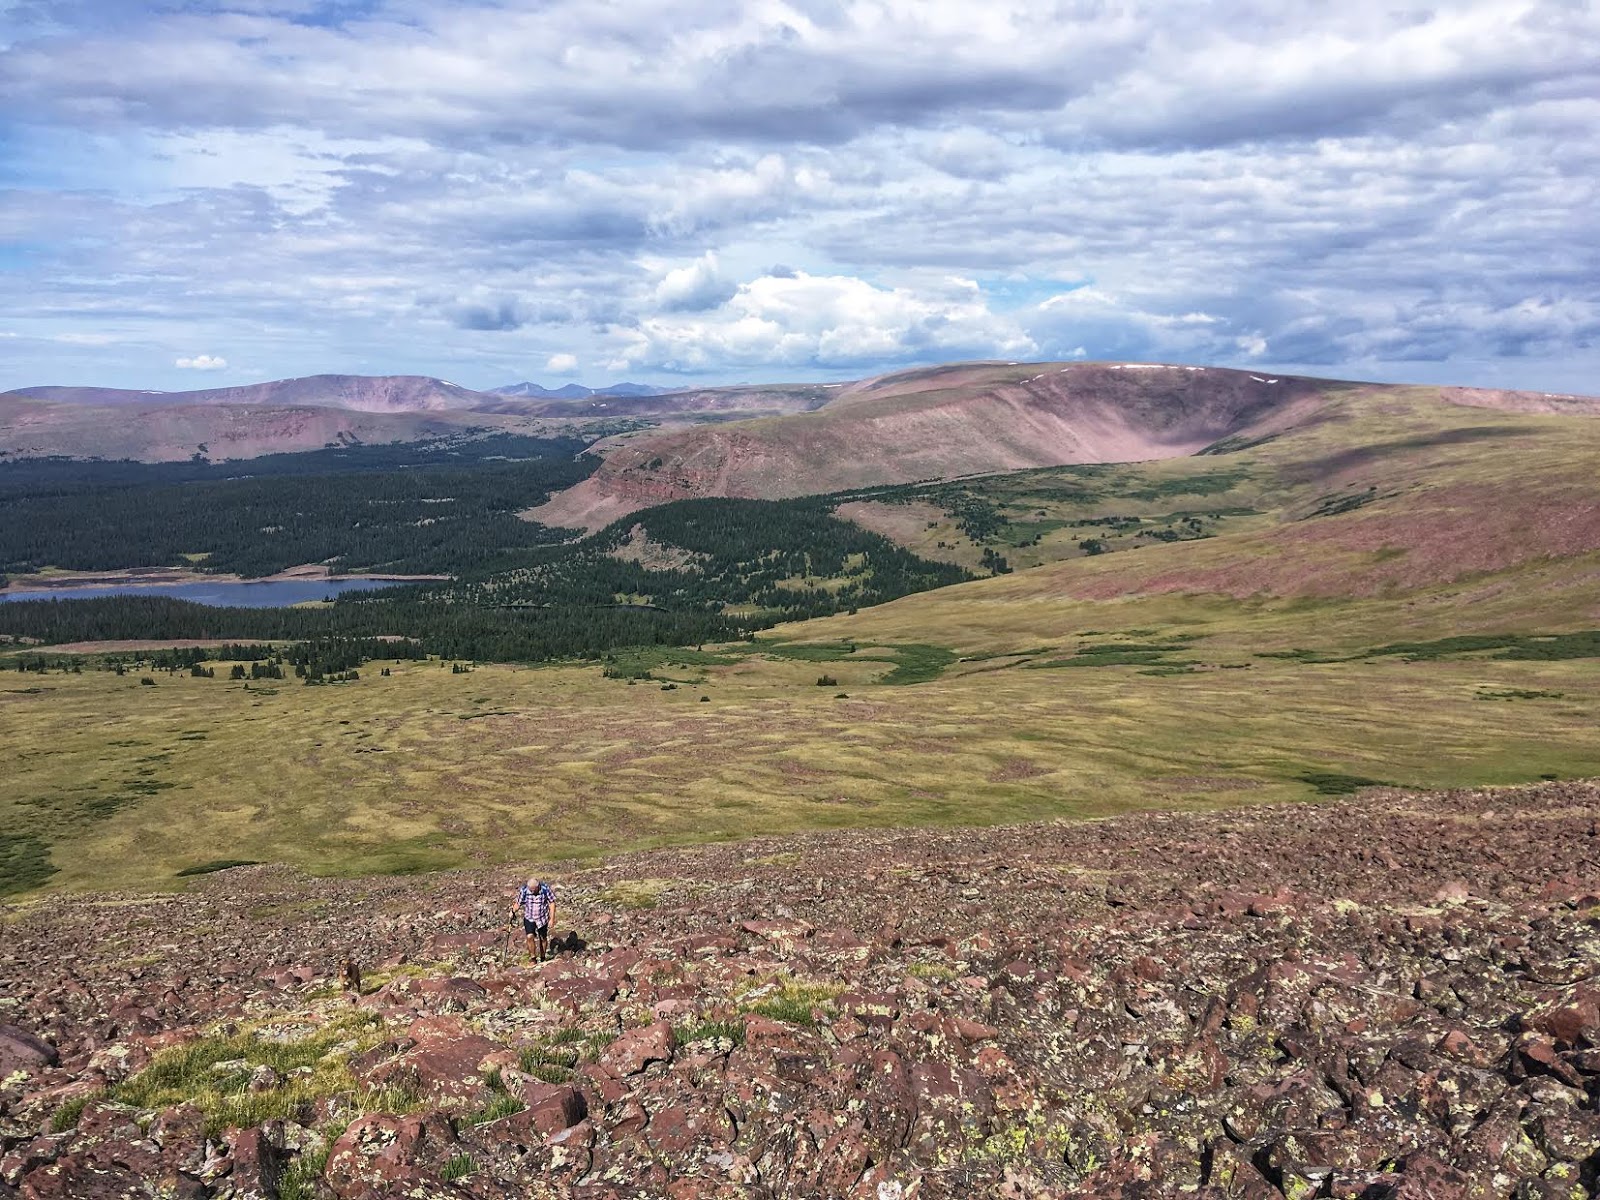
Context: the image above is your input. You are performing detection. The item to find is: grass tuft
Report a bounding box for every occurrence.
[278,1145,330,1200]
[672,1019,746,1048]
[109,1013,412,1139]
[49,1092,101,1133]
[593,878,671,910]
[466,1094,526,1125]
[517,1025,611,1081]
[741,981,844,1026]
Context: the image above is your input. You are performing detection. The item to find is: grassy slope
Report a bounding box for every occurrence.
[826,384,1600,644]
[4,647,1598,898]
[4,383,1599,897]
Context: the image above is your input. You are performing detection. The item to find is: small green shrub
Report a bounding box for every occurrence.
[49,1092,100,1133]
[277,1146,330,1200]
[174,859,262,878]
[1298,771,1392,796]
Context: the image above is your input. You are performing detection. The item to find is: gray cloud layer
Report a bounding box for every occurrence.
[0,0,1595,391]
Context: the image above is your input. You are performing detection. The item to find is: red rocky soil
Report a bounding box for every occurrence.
[4,781,1600,1198]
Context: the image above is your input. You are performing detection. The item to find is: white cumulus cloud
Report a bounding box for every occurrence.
[652,252,736,313]
[621,270,1034,372]
[544,352,579,374]
[0,0,1596,390]
[174,354,227,370]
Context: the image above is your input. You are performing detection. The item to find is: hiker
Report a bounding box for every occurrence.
[512,876,555,962]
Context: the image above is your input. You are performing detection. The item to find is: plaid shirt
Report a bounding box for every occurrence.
[518,882,553,925]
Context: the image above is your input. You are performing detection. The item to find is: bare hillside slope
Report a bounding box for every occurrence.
[528,363,1344,529]
[0,394,552,461]
[7,374,493,413]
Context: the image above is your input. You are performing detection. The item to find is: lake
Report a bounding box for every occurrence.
[0,577,413,608]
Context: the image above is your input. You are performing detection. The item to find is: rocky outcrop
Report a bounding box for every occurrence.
[2,780,1599,1197]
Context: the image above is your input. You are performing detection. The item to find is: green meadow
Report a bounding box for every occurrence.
[4,613,1597,898]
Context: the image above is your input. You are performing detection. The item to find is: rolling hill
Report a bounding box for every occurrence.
[468,382,837,421]
[772,375,1600,660]
[0,392,559,462]
[0,374,845,460]
[525,362,1375,529]
[3,361,1599,1200]
[7,374,493,413]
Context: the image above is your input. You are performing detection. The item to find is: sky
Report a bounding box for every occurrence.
[0,0,1596,394]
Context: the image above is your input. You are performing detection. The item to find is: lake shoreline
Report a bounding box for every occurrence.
[0,564,451,596]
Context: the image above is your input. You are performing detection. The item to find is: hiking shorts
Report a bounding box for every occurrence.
[523,918,549,937]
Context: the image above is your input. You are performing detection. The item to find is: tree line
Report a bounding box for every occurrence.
[0,595,741,663]
[0,436,595,578]
[439,497,973,623]
[0,455,978,667]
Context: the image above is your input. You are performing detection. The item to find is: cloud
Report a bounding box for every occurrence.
[445,297,527,332]
[0,0,1595,392]
[5,1,1590,156]
[651,252,736,313]
[174,354,227,370]
[544,352,578,374]
[920,130,1017,181]
[620,270,1034,372]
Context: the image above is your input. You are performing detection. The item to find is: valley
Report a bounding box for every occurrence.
[4,360,1599,898]
[6,4,1592,1192]
[3,358,1598,1198]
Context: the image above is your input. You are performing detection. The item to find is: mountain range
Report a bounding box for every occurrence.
[7,374,490,413]
[5,364,1597,512]
[0,372,833,458]
[488,381,670,399]
[525,361,1600,529]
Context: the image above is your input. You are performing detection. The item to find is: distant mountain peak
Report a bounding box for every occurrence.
[489,381,669,400]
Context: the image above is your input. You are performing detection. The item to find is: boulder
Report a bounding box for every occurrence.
[517,1082,588,1136]
[0,1027,58,1076]
[740,919,815,950]
[361,1022,500,1104]
[18,1154,148,1200]
[227,1124,284,1200]
[324,1112,457,1199]
[544,971,621,1008]
[600,1022,674,1076]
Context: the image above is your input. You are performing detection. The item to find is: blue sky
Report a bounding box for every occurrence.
[1,0,1596,393]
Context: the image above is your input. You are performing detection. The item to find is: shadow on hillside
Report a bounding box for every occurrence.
[1281,424,1537,482]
